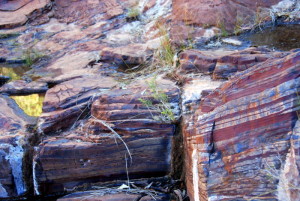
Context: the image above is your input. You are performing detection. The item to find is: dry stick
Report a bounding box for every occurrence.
[125,153,131,189]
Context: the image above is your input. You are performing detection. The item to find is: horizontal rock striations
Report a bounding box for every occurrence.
[183,50,300,200]
[33,77,181,195]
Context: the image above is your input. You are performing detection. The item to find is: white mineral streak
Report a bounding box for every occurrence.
[192,149,200,201]
[221,38,242,46]
[139,0,172,21]
[182,77,223,113]
[0,136,26,196]
[0,183,8,198]
[33,157,40,195]
[277,120,300,201]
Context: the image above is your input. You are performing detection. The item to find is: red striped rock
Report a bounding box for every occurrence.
[178,47,287,79]
[183,50,300,200]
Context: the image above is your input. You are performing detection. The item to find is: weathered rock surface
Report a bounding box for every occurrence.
[0,0,50,28]
[172,0,281,32]
[100,44,152,69]
[36,51,98,83]
[0,95,36,198]
[33,77,180,195]
[178,47,287,79]
[37,75,117,134]
[0,80,48,95]
[183,50,300,200]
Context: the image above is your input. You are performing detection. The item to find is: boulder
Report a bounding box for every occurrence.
[33,77,180,195]
[37,75,117,134]
[183,50,300,200]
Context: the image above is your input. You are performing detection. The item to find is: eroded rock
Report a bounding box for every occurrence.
[178,47,287,79]
[183,50,300,200]
[33,77,180,195]
[0,0,50,28]
[37,75,117,134]
[172,0,281,32]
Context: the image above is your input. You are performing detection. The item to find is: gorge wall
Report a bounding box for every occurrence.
[0,0,299,200]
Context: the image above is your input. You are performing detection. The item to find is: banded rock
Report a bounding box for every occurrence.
[33,77,180,195]
[178,47,287,79]
[183,50,300,200]
[37,76,117,134]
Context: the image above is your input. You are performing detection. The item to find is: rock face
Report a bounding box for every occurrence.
[0,95,36,198]
[178,47,287,79]
[33,77,180,195]
[183,50,300,200]
[172,0,281,31]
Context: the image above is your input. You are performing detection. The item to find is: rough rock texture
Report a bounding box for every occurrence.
[183,50,300,201]
[0,95,36,198]
[178,47,287,79]
[100,44,152,69]
[0,80,48,95]
[0,95,36,134]
[57,190,169,201]
[172,0,281,31]
[0,0,50,28]
[37,76,117,134]
[33,77,180,195]
[36,51,99,83]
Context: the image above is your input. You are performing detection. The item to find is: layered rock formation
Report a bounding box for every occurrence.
[0,0,299,200]
[183,50,300,200]
[178,47,287,79]
[0,0,51,28]
[33,77,180,195]
[38,76,117,134]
